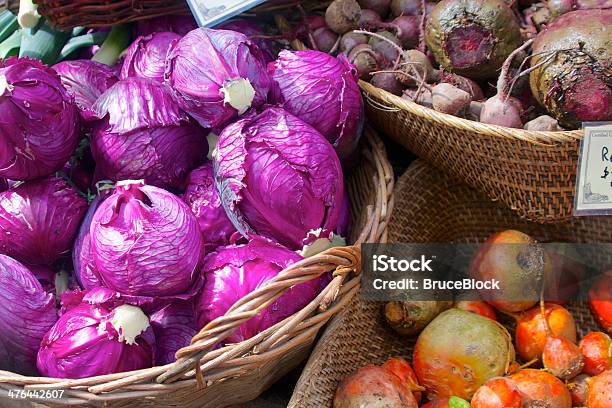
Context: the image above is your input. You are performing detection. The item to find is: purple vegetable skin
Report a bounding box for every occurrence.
[195,236,329,343]
[0,255,57,374]
[37,287,155,378]
[90,181,203,297]
[53,60,119,121]
[91,78,207,190]
[0,176,88,265]
[183,162,236,251]
[134,15,198,37]
[270,50,364,161]
[73,195,105,290]
[165,28,271,129]
[0,58,80,181]
[217,19,275,63]
[121,32,180,83]
[150,299,197,365]
[215,107,345,251]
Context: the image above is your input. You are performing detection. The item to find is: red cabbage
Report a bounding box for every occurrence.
[134,15,198,37]
[53,60,119,121]
[0,176,88,265]
[217,19,275,63]
[215,107,345,250]
[0,58,80,181]
[195,236,328,344]
[73,194,105,290]
[165,28,271,129]
[37,287,155,378]
[90,181,203,297]
[183,162,237,251]
[121,32,180,83]
[0,178,6,192]
[91,78,208,190]
[149,299,196,365]
[270,50,364,161]
[0,255,57,374]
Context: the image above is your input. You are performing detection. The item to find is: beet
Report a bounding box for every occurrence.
[514,303,577,362]
[422,397,470,408]
[392,15,421,48]
[471,377,523,408]
[413,309,515,400]
[469,230,549,313]
[312,27,340,53]
[371,72,404,95]
[348,44,380,79]
[568,373,591,407]
[524,115,563,130]
[589,274,612,335]
[432,83,472,115]
[579,332,612,376]
[403,87,433,107]
[340,32,369,54]
[510,369,572,407]
[529,9,612,129]
[384,301,452,336]
[440,71,485,100]
[381,358,424,402]
[586,370,612,408]
[542,334,585,380]
[390,0,424,16]
[368,30,402,65]
[425,0,523,79]
[358,0,392,17]
[326,0,362,34]
[454,300,497,320]
[397,49,437,86]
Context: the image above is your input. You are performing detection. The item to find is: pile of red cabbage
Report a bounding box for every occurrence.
[0,20,361,379]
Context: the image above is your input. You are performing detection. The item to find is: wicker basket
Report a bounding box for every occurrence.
[288,159,608,408]
[1,0,18,13]
[0,128,394,407]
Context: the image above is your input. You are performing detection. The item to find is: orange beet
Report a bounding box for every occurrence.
[469,230,551,313]
[381,357,423,403]
[454,300,497,320]
[420,396,470,408]
[542,335,584,380]
[586,370,612,408]
[515,303,577,362]
[471,377,523,408]
[589,274,612,335]
[510,369,571,408]
[579,332,612,376]
[568,374,591,407]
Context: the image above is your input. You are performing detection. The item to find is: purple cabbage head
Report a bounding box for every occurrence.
[0,58,80,181]
[149,299,196,365]
[165,28,271,129]
[90,181,203,297]
[0,255,57,374]
[121,32,180,83]
[215,107,345,250]
[183,162,236,251]
[0,176,88,265]
[134,15,198,37]
[53,60,119,121]
[37,287,155,378]
[0,178,6,192]
[73,194,105,290]
[270,50,364,161]
[195,236,329,344]
[217,19,275,63]
[91,78,208,190]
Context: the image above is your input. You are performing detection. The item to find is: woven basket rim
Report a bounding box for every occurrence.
[359,81,583,145]
[0,127,394,405]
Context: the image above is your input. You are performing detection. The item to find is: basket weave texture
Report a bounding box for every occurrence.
[360,80,584,224]
[0,129,394,408]
[288,159,607,408]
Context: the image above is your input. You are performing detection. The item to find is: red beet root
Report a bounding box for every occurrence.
[471,377,523,408]
[390,0,422,16]
[542,334,584,380]
[348,44,380,79]
[340,32,369,54]
[524,115,563,131]
[368,31,402,65]
[432,83,472,116]
[515,303,577,362]
[326,0,362,34]
[440,71,485,101]
[381,358,423,402]
[313,27,340,53]
[589,274,612,335]
[586,370,612,408]
[455,300,497,320]
[392,15,421,48]
[371,72,404,95]
[510,369,572,408]
[358,0,392,17]
[579,332,612,376]
[568,373,591,407]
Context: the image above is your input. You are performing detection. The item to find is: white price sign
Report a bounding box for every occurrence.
[186,0,267,27]
[574,124,612,216]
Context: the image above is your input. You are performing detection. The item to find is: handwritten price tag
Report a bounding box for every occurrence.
[574,124,612,216]
[186,0,267,27]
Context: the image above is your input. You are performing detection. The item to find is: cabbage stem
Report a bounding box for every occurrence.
[17,0,40,29]
[221,78,256,115]
[92,25,130,66]
[0,75,9,95]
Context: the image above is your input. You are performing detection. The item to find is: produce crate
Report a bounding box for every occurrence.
[288,159,607,408]
[0,128,394,407]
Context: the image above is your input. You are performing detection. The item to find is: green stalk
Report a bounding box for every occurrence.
[91,25,130,66]
[0,29,21,61]
[19,19,71,65]
[0,11,18,44]
[17,0,40,29]
[58,31,108,61]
